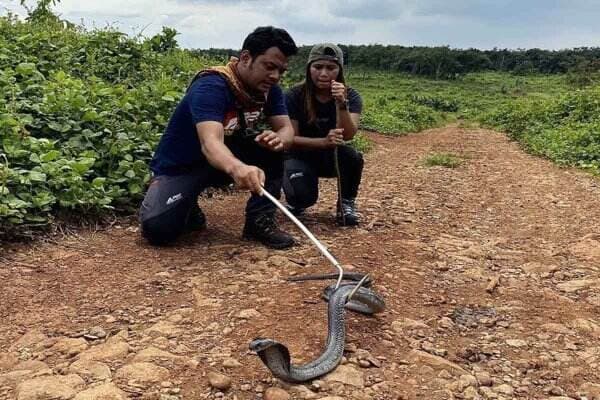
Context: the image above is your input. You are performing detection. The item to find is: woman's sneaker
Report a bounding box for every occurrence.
[336,198,359,226]
[243,213,295,249]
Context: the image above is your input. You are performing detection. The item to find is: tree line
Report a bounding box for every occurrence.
[193,45,600,80]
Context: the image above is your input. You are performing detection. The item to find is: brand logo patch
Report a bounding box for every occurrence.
[166,193,183,205]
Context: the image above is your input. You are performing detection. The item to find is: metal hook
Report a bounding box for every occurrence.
[346,274,370,303]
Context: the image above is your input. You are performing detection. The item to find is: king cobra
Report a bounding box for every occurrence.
[249,273,385,383]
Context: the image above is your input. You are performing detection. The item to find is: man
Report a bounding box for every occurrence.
[140,26,298,249]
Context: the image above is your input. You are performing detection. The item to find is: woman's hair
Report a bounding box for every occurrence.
[301,61,345,124]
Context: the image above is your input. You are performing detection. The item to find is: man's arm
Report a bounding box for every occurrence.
[196,121,265,193]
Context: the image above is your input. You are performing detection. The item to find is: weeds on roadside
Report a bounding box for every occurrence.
[422,152,463,168]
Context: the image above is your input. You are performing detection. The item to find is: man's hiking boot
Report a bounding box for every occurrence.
[285,204,305,217]
[186,205,207,232]
[336,198,359,226]
[243,213,295,249]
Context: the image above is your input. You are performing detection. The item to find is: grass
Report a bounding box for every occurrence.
[422,152,463,168]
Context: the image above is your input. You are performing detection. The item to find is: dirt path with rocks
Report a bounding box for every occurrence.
[2,125,600,400]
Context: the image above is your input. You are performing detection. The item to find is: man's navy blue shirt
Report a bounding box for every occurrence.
[150,75,287,176]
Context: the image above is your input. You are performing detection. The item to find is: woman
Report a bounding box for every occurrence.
[283,43,363,226]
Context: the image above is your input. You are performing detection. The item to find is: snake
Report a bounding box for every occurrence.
[249,272,385,383]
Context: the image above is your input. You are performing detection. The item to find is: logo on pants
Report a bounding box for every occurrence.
[166,193,183,205]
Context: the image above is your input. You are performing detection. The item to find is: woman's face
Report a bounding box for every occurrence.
[309,60,340,90]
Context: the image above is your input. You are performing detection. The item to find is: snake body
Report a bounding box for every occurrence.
[249,274,385,383]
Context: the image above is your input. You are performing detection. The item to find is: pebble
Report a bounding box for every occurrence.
[207,372,232,391]
[264,387,290,400]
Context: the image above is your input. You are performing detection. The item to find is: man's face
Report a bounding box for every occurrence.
[240,47,289,93]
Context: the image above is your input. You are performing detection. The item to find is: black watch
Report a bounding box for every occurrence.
[337,99,349,111]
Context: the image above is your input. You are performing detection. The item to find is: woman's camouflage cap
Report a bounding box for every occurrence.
[307,43,344,67]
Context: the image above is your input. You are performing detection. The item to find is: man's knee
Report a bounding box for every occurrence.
[141,206,188,245]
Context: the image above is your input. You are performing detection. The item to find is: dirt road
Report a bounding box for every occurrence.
[1,125,600,400]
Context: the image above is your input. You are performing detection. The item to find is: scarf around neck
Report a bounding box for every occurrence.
[189,60,267,109]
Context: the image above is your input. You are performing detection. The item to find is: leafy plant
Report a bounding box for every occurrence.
[422,152,463,168]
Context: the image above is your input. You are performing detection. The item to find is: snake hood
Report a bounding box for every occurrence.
[249,283,384,383]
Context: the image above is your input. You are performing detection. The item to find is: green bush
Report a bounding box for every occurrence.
[0,13,212,231]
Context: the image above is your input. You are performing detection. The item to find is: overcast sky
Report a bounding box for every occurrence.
[2,0,600,50]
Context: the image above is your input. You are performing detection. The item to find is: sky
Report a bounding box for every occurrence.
[2,0,600,50]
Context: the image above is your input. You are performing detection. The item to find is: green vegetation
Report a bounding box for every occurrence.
[1,1,599,234]
[347,71,570,133]
[0,6,211,231]
[482,87,600,174]
[422,153,463,168]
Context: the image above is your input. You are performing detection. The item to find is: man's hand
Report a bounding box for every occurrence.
[323,128,345,148]
[331,80,347,104]
[230,164,265,194]
[255,130,285,152]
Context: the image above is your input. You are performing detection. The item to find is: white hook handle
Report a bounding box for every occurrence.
[260,188,344,289]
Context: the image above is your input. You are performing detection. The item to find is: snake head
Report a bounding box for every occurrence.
[249,337,278,353]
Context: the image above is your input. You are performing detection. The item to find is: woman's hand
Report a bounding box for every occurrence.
[322,128,345,148]
[331,80,346,105]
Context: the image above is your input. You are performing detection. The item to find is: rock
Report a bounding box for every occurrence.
[264,387,290,400]
[391,318,429,332]
[580,383,600,399]
[115,362,170,385]
[493,384,514,396]
[288,384,319,399]
[68,359,112,381]
[439,317,455,330]
[207,372,231,390]
[145,321,183,337]
[132,347,184,364]
[78,341,130,362]
[541,323,571,334]
[84,327,107,340]
[407,350,468,375]
[324,364,364,388]
[0,370,40,387]
[222,358,242,368]
[570,318,600,337]
[463,386,481,400]
[570,234,600,262]
[506,339,527,348]
[237,309,261,319]
[9,330,48,352]
[519,262,558,275]
[0,352,18,371]
[556,279,599,293]
[318,397,345,400]
[73,383,127,400]
[12,360,49,372]
[51,338,88,357]
[16,374,85,400]
[457,374,478,391]
[475,371,492,387]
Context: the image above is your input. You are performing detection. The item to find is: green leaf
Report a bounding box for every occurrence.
[41,150,61,162]
[92,177,106,187]
[29,171,47,182]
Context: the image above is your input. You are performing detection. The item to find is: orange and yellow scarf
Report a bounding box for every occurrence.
[189,60,266,109]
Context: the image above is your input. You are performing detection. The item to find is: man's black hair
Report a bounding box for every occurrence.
[242,26,298,58]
